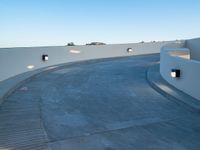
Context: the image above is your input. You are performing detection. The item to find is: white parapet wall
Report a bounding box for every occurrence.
[160,38,200,100]
[0,42,172,82]
[186,38,200,61]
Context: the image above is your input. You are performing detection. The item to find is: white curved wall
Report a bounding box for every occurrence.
[0,42,171,82]
[160,40,200,100]
[186,38,200,61]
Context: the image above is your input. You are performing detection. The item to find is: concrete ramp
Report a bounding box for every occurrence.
[1,54,200,150]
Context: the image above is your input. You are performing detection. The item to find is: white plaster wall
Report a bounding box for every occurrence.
[0,42,171,82]
[186,38,200,61]
[160,40,200,100]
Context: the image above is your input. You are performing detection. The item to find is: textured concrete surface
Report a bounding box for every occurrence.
[147,64,200,111]
[1,54,200,150]
[0,57,125,105]
[0,66,54,105]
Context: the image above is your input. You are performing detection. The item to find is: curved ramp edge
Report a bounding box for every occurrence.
[0,56,135,105]
[146,63,200,112]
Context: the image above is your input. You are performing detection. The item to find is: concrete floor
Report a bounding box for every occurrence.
[1,54,200,150]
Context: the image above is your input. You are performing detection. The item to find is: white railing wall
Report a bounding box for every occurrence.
[0,42,171,82]
[160,40,200,100]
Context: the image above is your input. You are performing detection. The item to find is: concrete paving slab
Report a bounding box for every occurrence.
[1,54,200,150]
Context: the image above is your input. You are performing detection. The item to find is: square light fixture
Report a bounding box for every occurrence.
[42,54,48,61]
[127,48,133,53]
[171,69,180,78]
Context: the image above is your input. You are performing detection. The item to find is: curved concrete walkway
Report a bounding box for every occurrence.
[1,54,200,150]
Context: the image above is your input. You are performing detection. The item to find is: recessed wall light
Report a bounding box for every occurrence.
[171,69,180,78]
[27,65,35,70]
[127,48,133,53]
[42,54,48,61]
[70,50,81,54]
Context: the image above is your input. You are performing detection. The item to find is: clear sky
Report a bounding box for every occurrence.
[0,0,200,47]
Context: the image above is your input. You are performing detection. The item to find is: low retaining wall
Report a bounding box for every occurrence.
[0,42,171,82]
[160,40,200,100]
[186,38,200,61]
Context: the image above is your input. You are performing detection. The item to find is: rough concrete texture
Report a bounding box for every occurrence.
[0,54,200,150]
[147,64,200,111]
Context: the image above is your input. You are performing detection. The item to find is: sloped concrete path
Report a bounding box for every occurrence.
[1,54,200,150]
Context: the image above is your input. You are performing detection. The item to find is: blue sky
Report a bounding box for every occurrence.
[0,0,200,47]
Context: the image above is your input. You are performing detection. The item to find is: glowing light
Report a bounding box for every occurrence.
[27,65,35,70]
[171,72,176,78]
[127,48,133,53]
[70,50,81,54]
